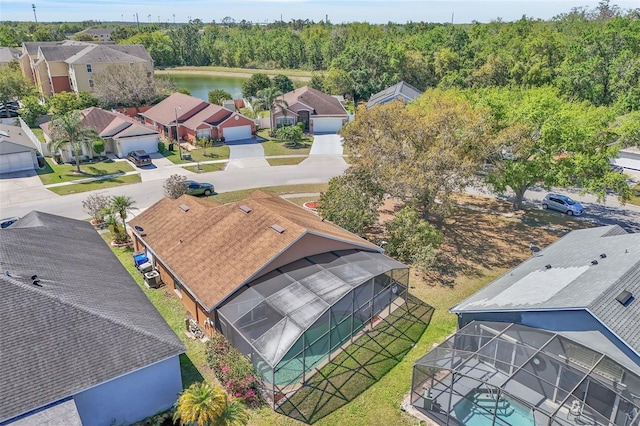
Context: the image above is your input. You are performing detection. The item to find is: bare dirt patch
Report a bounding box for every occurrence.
[372,193,589,287]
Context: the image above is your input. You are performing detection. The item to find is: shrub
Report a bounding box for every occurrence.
[157,141,166,153]
[206,334,261,407]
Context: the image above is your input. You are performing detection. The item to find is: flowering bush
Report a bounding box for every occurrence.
[206,334,261,407]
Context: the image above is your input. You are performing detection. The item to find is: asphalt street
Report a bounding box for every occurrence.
[0,155,349,220]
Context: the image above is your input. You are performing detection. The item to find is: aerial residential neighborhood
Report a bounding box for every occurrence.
[1,2,640,426]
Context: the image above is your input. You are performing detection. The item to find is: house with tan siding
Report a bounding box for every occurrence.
[20,41,152,98]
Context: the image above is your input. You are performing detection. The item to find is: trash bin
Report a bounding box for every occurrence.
[53,152,62,164]
[139,262,153,273]
[168,143,174,151]
[36,154,45,168]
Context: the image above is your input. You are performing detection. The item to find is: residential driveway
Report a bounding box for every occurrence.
[310,134,343,156]
[138,153,194,182]
[227,138,269,169]
[0,169,58,209]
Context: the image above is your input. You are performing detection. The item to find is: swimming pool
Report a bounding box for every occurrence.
[453,389,535,426]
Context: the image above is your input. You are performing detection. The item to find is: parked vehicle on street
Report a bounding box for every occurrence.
[0,217,19,228]
[186,180,214,196]
[127,150,152,167]
[542,193,584,216]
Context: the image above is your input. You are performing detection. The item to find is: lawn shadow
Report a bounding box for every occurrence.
[180,353,204,388]
[275,295,434,424]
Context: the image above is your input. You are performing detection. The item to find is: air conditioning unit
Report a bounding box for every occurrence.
[144,270,161,289]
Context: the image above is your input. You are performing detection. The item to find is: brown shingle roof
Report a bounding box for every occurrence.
[182,104,231,129]
[282,86,347,117]
[130,191,379,310]
[140,93,208,126]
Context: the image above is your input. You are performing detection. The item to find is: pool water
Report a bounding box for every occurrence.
[453,390,536,426]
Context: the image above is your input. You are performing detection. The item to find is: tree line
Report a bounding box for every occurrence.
[2,2,638,107]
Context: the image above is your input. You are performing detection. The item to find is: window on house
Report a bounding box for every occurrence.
[276,116,295,128]
[86,64,92,73]
[88,79,94,88]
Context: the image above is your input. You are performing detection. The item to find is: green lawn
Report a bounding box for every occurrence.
[184,163,227,173]
[163,145,230,165]
[257,130,312,156]
[102,234,214,387]
[31,127,45,144]
[209,183,328,205]
[629,183,640,206]
[37,157,135,185]
[156,66,316,81]
[266,157,306,166]
[48,174,141,195]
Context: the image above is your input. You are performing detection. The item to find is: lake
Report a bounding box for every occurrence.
[157,73,248,101]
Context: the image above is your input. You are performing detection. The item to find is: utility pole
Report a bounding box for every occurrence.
[173,14,175,24]
[136,13,140,31]
[32,4,38,23]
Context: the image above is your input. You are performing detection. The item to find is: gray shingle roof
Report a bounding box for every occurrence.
[451,225,640,352]
[65,44,149,64]
[366,81,422,109]
[0,212,184,423]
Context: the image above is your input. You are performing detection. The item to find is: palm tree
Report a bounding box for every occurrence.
[173,382,249,426]
[110,195,137,228]
[48,111,97,174]
[254,87,289,135]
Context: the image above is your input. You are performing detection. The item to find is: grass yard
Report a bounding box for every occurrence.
[184,163,227,173]
[156,66,315,81]
[37,157,135,185]
[266,157,306,166]
[257,130,313,156]
[102,234,215,388]
[30,127,44,143]
[48,174,141,195]
[163,144,230,165]
[208,183,328,204]
[629,183,640,206]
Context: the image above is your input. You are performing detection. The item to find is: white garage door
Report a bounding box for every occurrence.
[118,136,159,157]
[312,118,343,134]
[223,125,252,142]
[0,152,34,173]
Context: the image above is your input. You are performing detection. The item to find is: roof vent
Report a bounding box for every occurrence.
[616,290,633,306]
[134,225,144,232]
[271,224,286,234]
[179,204,190,212]
[239,205,252,214]
[31,275,41,287]
[591,260,598,265]
[600,253,607,259]
[545,264,552,269]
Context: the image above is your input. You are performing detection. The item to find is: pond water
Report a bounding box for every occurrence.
[157,73,248,101]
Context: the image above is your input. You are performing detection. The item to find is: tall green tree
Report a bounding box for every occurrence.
[481,87,629,209]
[318,167,384,236]
[173,381,249,426]
[47,111,97,173]
[110,195,137,228]
[241,73,271,98]
[0,63,32,117]
[343,92,492,216]
[208,89,232,105]
[253,87,288,133]
[384,206,443,274]
[18,96,47,127]
[46,91,98,116]
[272,74,294,93]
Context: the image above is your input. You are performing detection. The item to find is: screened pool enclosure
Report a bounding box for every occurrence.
[412,321,640,425]
[217,249,409,405]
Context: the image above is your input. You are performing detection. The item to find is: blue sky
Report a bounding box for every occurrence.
[1,0,639,24]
